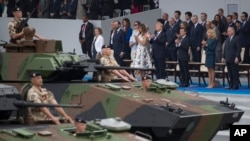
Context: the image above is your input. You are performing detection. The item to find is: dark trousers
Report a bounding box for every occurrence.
[243,46,250,64]
[179,60,189,85]
[81,42,92,58]
[167,49,177,61]
[226,62,239,88]
[153,58,166,79]
[191,47,201,62]
[124,43,131,60]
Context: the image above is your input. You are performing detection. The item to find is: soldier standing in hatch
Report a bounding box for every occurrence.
[73,117,87,135]
[26,72,74,125]
[140,76,152,91]
[8,7,44,43]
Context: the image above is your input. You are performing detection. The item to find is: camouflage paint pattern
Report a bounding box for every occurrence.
[0,123,148,141]
[33,82,243,141]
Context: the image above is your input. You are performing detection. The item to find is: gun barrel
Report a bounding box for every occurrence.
[13,100,82,108]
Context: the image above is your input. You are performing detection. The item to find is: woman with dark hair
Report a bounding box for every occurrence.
[92,27,104,59]
[131,24,152,78]
[122,18,133,59]
[214,14,225,42]
[129,20,141,60]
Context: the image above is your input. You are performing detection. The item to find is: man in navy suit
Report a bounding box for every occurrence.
[111,20,126,66]
[185,11,193,36]
[79,15,94,58]
[190,15,203,63]
[222,27,241,90]
[166,17,178,62]
[176,28,190,87]
[239,12,250,63]
[150,19,167,79]
[174,10,182,33]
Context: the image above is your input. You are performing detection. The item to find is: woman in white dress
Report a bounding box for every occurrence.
[131,24,152,78]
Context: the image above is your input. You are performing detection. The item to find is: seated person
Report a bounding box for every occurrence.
[100,45,137,82]
[74,117,87,135]
[26,72,74,125]
[141,76,152,91]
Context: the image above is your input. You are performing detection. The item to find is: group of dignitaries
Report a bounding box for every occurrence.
[79,8,250,89]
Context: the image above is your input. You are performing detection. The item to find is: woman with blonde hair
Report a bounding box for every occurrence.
[202,29,218,88]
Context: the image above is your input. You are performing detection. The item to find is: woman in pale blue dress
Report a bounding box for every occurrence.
[131,24,152,78]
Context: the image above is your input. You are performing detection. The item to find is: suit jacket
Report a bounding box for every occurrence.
[239,20,250,46]
[175,19,182,33]
[68,0,78,18]
[39,0,50,16]
[113,29,126,55]
[150,31,167,59]
[177,36,190,61]
[190,23,203,48]
[163,21,170,32]
[49,0,61,18]
[79,22,94,44]
[166,25,177,50]
[223,36,241,63]
[186,20,194,36]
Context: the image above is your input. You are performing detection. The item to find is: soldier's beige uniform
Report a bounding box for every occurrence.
[26,86,55,121]
[100,55,120,81]
[8,18,24,43]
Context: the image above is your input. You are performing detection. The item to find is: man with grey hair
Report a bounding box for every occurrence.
[166,17,178,63]
[222,27,241,90]
[190,15,203,63]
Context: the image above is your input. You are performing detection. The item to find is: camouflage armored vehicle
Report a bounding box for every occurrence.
[0,40,244,141]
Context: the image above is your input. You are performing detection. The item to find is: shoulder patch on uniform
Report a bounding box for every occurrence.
[30,94,36,101]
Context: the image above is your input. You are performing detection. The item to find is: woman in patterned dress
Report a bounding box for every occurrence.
[131,24,152,78]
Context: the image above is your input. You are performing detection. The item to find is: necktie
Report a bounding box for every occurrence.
[82,23,86,31]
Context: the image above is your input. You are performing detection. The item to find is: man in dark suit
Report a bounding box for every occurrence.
[176,28,190,87]
[162,13,170,32]
[174,10,182,32]
[222,27,241,90]
[166,17,178,62]
[111,20,126,66]
[232,12,241,24]
[222,15,237,39]
[190,15,203,63]
[67,0,78,19]
[218,8,227,29]
[200,12,207,39]
[79,15,94,58]
[150,19,167,79]
[239,12,250,63]
[49,0,61,19]
[185,11,193,36]
[86,0,99,20]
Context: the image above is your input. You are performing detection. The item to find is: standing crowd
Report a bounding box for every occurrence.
[79,8,250,89]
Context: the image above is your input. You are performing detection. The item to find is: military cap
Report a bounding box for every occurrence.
[157,18,165,25]
[75,117,86,123]
[30,72,41,78]
[102,45,111,49]
[142,76,151,81]
[12,7,21,12]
